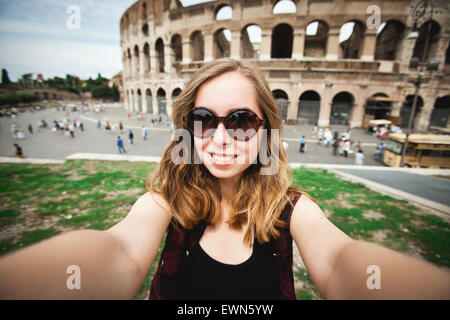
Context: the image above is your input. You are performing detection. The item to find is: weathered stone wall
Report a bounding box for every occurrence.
[120,0,450,131]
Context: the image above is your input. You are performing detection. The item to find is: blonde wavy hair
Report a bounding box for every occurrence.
[146,58,307,245]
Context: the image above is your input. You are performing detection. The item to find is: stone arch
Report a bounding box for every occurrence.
[190,30,204,61]
[143,42,150,73]
[213,28,231,59]
[142,2,147,20]
[157,88,167,115]
[171,34,182,62]
[215,3,232,21]
[271,23,293,58]
[429,95,450,128]
[413,20,441,61]
[172,87,182,101]
[365,93,392,120]
[241,24,261,59]
[375,20,405,60]
[272,89,289,121]
[339,20,366,59]
[137,89,142,113]
[304,20,329,58]
[134,44,140,74]
[146,88,153,114]
[142,23,149,37]
[155,38,165,73]
[298,91,321,125]
[331,92,355,125]
[400,95,423,129]
[272,0,297,15]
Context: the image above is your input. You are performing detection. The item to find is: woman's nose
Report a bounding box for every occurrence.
[212,122,233,144]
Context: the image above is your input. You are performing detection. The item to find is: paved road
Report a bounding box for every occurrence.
[339,169,450,207]
[0,105,383,166]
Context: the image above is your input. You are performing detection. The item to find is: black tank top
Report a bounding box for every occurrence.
[174,239,280,300]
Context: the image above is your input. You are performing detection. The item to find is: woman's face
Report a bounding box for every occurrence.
[193,71,265,181]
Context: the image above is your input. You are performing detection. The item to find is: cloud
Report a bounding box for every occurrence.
[0,0,135,81]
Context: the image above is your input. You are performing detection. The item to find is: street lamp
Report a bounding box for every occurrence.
[399,0,437,167]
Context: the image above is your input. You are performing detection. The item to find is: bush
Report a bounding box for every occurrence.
[0,92,38,105]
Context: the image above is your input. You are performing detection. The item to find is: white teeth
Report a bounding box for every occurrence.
[210,153,234,162]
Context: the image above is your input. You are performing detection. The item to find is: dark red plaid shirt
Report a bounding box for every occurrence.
[149,194,301,300]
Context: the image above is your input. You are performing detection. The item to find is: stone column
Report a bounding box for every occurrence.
[391,101,403,117]
[349,85,367,127]
[260,29,272,60]
[361,30,377,61]
[150,45,157,77]
[318,84,333,127]
[182,38,191,64]
[204,33,214,62]
[152,92,159,115]
[134,90,140,113]
[142,89,148,114]
[230,30,241,60]
[415,93,435,131]
[326,28,340,60]
[292,30,305,60]
[164,43,172,74]
[139,48,145,79]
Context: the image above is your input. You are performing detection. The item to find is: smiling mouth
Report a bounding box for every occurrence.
[209,153,238,162]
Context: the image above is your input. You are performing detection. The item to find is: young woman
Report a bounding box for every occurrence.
[0,59,448,300]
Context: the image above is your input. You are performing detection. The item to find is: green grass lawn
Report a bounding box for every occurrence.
[0,160,449,300]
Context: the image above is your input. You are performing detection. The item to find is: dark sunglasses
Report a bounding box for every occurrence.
[184,107,266,141]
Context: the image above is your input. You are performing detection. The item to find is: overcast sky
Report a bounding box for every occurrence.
[0,0,350,82]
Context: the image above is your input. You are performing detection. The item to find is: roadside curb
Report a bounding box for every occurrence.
[330,168,450,220]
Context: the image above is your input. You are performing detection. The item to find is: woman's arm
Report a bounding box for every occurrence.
[0,191,171,299]
[290,196,450,299]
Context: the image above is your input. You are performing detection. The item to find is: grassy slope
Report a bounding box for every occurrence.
[0,161,448,300]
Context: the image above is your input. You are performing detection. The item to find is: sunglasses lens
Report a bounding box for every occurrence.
[227,110,259,141]
[189,109,216,138]
[188,108,263,140]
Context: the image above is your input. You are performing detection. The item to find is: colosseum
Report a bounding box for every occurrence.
[120,0,450,132]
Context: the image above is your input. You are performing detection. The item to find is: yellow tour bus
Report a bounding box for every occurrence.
[383,133,450,168]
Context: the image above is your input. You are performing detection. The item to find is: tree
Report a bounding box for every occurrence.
[1,69,11,86]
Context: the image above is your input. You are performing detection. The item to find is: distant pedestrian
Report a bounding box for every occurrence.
[119,121,124,133]
[97,119,101,129]
[376,142,384,161]
[332,139,339,156]
[333,130,339,141]
[28,124,33,134]
[355,149,364,165]
[69,123,75,138]
[80,122,84,131]
[14,143,23,158]
[317,128,323,144]
[117,136,126,154]
[324,128,332,147]
[158,115,162,123]
[343,140,351,158]
[142,126,148,140]
[299,136,306,153]
[128,130,134,145]
[312,126,317,138]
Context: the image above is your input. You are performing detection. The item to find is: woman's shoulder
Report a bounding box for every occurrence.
[134,190,172,218]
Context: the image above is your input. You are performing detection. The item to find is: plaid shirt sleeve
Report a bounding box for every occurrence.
[273,193,302,300]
